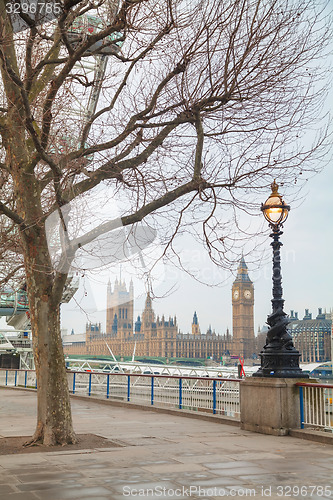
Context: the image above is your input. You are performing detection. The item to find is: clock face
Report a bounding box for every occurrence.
[244,290,252,299]
[233,289,239,300]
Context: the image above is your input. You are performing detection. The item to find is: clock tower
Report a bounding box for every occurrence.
[232,257,255,359]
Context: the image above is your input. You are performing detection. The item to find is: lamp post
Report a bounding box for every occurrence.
[254,180,308,378]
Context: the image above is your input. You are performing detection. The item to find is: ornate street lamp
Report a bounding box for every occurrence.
[254,180,308,378]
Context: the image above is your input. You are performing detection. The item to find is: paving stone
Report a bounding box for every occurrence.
[15,473,83,483]
[226,452,284,461]
[0,456,47,468]
[141,463,205,473]
[33,486,113,500]
[212,466,271,477]
[254,459,325,474]
[237,473,299,484]
[0,484,17,494]
[0,477,20,485]
[7,467,54,474]
[16,483,83,492]
[0,494,39,500]
[203,460,262,469]
[175,476,246,488]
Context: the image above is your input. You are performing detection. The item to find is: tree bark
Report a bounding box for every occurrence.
[0,11,76,441]
[20,213,76,445]
[27,293,76,446]
[19,192,76,446]
[8,126,76,445]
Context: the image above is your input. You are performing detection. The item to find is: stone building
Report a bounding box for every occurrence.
[256,309,332,363]
[64,257,257,361]
[289,308,332,362]
[231,257,255,358]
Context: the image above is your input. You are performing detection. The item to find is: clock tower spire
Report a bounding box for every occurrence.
[232,257,255,359]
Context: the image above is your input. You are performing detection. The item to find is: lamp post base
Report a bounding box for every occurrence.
[253,349,308,378]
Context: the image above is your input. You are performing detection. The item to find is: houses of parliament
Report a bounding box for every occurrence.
[64,257,257,360]
[63,256,332,362]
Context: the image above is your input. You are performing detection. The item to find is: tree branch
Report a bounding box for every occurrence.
[80,21,176,146]
[193,112,204,180]
[69,178,207,252]
[65,122,178,201]
[0,201,26,227]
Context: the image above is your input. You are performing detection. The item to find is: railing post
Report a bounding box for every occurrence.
[5,370,8,386]
[14,370,17,387]
[127,375,130,402]
[299,386,304,429]
[73,372,76,395]
[24,370,27,388]
[151,376,154,405]
[213,380,217,414]
[179,378,182,409]
[106,374,110,399]
[88,373,92,396]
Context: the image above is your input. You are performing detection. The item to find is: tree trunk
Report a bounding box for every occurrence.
[8,126,77,445]
[22,222,77,446]
[28,291,76,446]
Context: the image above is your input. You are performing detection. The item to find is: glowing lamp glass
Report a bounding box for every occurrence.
[261,182,290,226]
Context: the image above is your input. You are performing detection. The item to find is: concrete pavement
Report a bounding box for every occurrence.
[0,387,332,500]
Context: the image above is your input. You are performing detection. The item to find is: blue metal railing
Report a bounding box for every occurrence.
[0,368,241,419]
[0,368,36,389]
[2,369,332,432]
[73,372,76,395]
[106,373,110,399]
[151,376,154,406]
[179,377,182,409]
[127,375,130,402]
[88,372,92,396]
[296,382,333,431]
[299,386,305,429]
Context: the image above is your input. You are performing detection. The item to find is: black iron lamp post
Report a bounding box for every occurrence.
[253,180,308,378]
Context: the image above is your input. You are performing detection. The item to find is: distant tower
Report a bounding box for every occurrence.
[106,278,134,338]
[232,257,255,358]
[192,311,200,335]
[141,292,155,328]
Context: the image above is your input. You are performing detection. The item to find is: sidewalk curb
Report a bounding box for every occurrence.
[289,428,333,445]
[0,386,240,427]
[70,393,241,427]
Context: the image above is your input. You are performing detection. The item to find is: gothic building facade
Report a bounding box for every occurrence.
[289,308,332,363]
[231,257,255,358]
[64,258,257,360]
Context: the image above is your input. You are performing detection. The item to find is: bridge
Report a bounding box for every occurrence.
[64,356,257,378]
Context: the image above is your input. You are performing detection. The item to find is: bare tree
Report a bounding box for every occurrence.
[0,0,331,445]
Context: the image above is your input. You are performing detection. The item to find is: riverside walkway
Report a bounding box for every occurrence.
[0,388,332,500]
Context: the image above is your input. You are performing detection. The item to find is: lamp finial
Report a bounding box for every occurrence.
[271,179,279,194]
